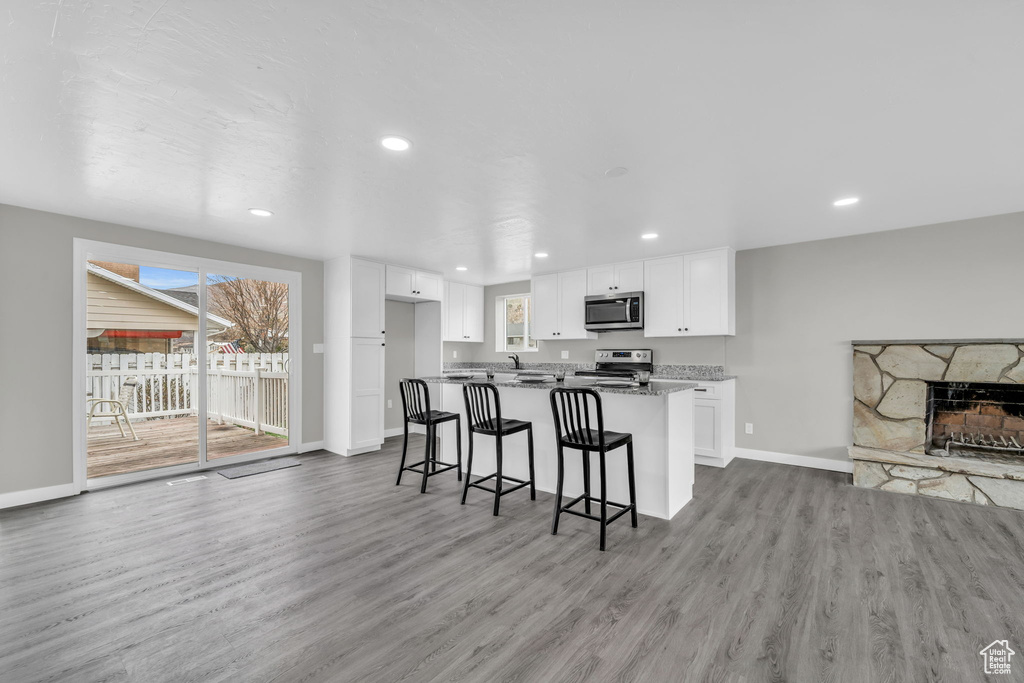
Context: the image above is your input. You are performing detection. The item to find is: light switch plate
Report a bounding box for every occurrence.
[745,423,754,434]
[452,350,458,358]
[561,350,569,359]
[312,343,324,354]
[387,399,393,409]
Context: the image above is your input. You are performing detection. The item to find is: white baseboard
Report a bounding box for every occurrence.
[734,448,854,474]
[0,483,77,510]
[383,427,404,438]
[299,440,325,453]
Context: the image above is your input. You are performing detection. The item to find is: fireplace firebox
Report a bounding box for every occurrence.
[926,381,1024,462]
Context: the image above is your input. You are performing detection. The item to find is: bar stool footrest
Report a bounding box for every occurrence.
[559,494,635,524]
[468,473,531,496]
[402,461,459,477]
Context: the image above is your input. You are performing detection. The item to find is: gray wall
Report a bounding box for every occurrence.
[0,204,325,495]
[726,211,1024,461]
[445,280,727,366]
[445,211,1024,462]
[384,300,415,430]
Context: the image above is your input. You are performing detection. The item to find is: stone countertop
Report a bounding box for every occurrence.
[650,374,737,382]
[443,362,732,382]
[422,376,696,396]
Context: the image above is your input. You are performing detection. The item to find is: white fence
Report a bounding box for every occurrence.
[86,353,289,436]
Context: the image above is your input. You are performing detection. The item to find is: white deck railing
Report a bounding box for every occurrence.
[86,353,289,436]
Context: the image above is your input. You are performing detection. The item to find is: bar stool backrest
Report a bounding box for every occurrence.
[399,378,431,421]
[462,381,501,430]
[549,387,606,449]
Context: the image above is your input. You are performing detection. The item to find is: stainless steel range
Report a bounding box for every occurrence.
[574,349,653,384]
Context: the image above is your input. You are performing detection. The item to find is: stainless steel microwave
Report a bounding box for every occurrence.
[584,291,644,331]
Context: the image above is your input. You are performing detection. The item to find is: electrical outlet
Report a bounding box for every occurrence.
[561,350,569,360]
[452,350,458,358]
[745,423,754,434]
[387,399,393,409]
[312,343,324,354]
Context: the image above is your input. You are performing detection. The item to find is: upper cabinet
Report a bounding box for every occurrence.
[531,269,597,340]
[443,281,484,342]
[351,259,386,339]
[587,261,644,295]
[385,265,443,302]
[644,247,735,337]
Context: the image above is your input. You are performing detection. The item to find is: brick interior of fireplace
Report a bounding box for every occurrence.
[927,381,1024,456]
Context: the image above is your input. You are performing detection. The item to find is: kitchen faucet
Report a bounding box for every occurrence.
[508,353,521,370]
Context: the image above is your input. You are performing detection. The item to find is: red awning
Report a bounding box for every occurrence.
[100,330,183,339]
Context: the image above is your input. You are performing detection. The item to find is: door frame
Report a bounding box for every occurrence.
[72,239,303,492]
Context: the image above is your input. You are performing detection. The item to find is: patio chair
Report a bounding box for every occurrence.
[87,377,140,440]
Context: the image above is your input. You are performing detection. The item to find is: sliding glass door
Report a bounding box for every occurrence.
[75,241,300,489]
[206,271,290,460]
[85,261,201,478]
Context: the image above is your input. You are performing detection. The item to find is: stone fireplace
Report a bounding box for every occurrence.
[850,340,1024,510]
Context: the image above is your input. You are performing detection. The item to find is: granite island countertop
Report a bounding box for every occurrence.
[442,362,735,382]
[421,375,697,397]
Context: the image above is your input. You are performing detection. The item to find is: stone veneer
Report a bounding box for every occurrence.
[850,340,1024,510]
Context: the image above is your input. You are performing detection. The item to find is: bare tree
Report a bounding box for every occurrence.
[207,276,289,352]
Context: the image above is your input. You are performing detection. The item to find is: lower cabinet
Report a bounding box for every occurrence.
[694,399,721,458]
[688,380,736,467]
[350,337,385,450]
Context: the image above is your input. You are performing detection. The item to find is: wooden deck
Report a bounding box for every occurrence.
[87,416,286,478]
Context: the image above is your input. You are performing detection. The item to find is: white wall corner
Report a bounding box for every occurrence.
[0,483,78,511]
[299,440,325,453]
[733,448,854,473]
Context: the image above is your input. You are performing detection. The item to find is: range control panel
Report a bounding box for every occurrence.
[595,349,652,363]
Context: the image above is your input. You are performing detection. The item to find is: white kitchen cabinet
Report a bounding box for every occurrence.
[683,249,735,336]
[531,269,597,341]
[643,255,686,337]
[531,273,559,341]
[693,380,735,467]
[644,248,735,337]
[694,399,720,458]
[587,261,644,295]
[385,265,443,302]
[350,337,385,450]
[444,281,484,342]
[351,259,386,339]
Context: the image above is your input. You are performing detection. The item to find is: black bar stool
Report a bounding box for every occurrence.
[548,387,638,551]
[396,378,462,493]
[461,382,536,515]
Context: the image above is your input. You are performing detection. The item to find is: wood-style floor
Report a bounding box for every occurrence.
[3,435,1024,682]
[87,416,286,478]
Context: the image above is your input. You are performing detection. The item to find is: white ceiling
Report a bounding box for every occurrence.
[3,1,1024,284]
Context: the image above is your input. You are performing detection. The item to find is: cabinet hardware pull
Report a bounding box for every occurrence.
[694,388,707,392]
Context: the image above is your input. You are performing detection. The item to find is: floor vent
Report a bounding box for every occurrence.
[167,475,208,486]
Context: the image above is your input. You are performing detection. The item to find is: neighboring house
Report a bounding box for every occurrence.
[87,263,232,354]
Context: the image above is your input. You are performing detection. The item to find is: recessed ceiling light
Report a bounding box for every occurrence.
[641,233,658,239]
[248,208,273,217]
[605,167,629,178]
[833,197,860,207]
[380,136,411,151]
[455,266,468,271]
[534,252,548,258]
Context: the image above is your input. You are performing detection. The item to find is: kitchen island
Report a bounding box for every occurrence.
[421,376,697,520]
